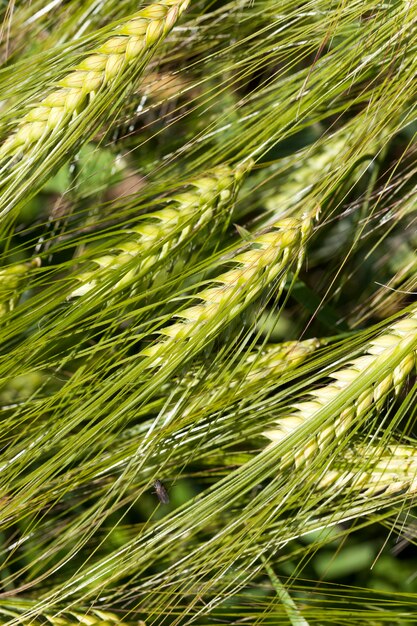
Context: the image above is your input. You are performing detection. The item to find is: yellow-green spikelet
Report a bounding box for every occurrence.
[264,311,417,466]
[174,338,321,422]
[69,161,253,298]
[319,442,417,499]
[237,339,321,388]
[141,213,314,368]
[1,0,190,155]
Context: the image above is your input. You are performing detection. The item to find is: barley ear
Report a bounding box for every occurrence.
[175,338,322,423]
[0,0,190,157]
[226,338,321,392]
[318,442,417,499]
[68,160,253,298]
[141,212,315,369]
[264,310,417,467]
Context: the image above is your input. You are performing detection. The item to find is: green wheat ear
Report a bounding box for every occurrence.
[141,211,315,369]
[68,160,253,299]
[0,0,190,157]
[264,309,417,467]
[0,257,41,317]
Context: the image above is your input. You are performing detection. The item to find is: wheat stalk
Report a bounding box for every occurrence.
[141,212,314,368]
[0,257,41,317]
[319,442,417,499]
[0,0,190,157]
[264,310,417,466]
[69,161,252,298]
